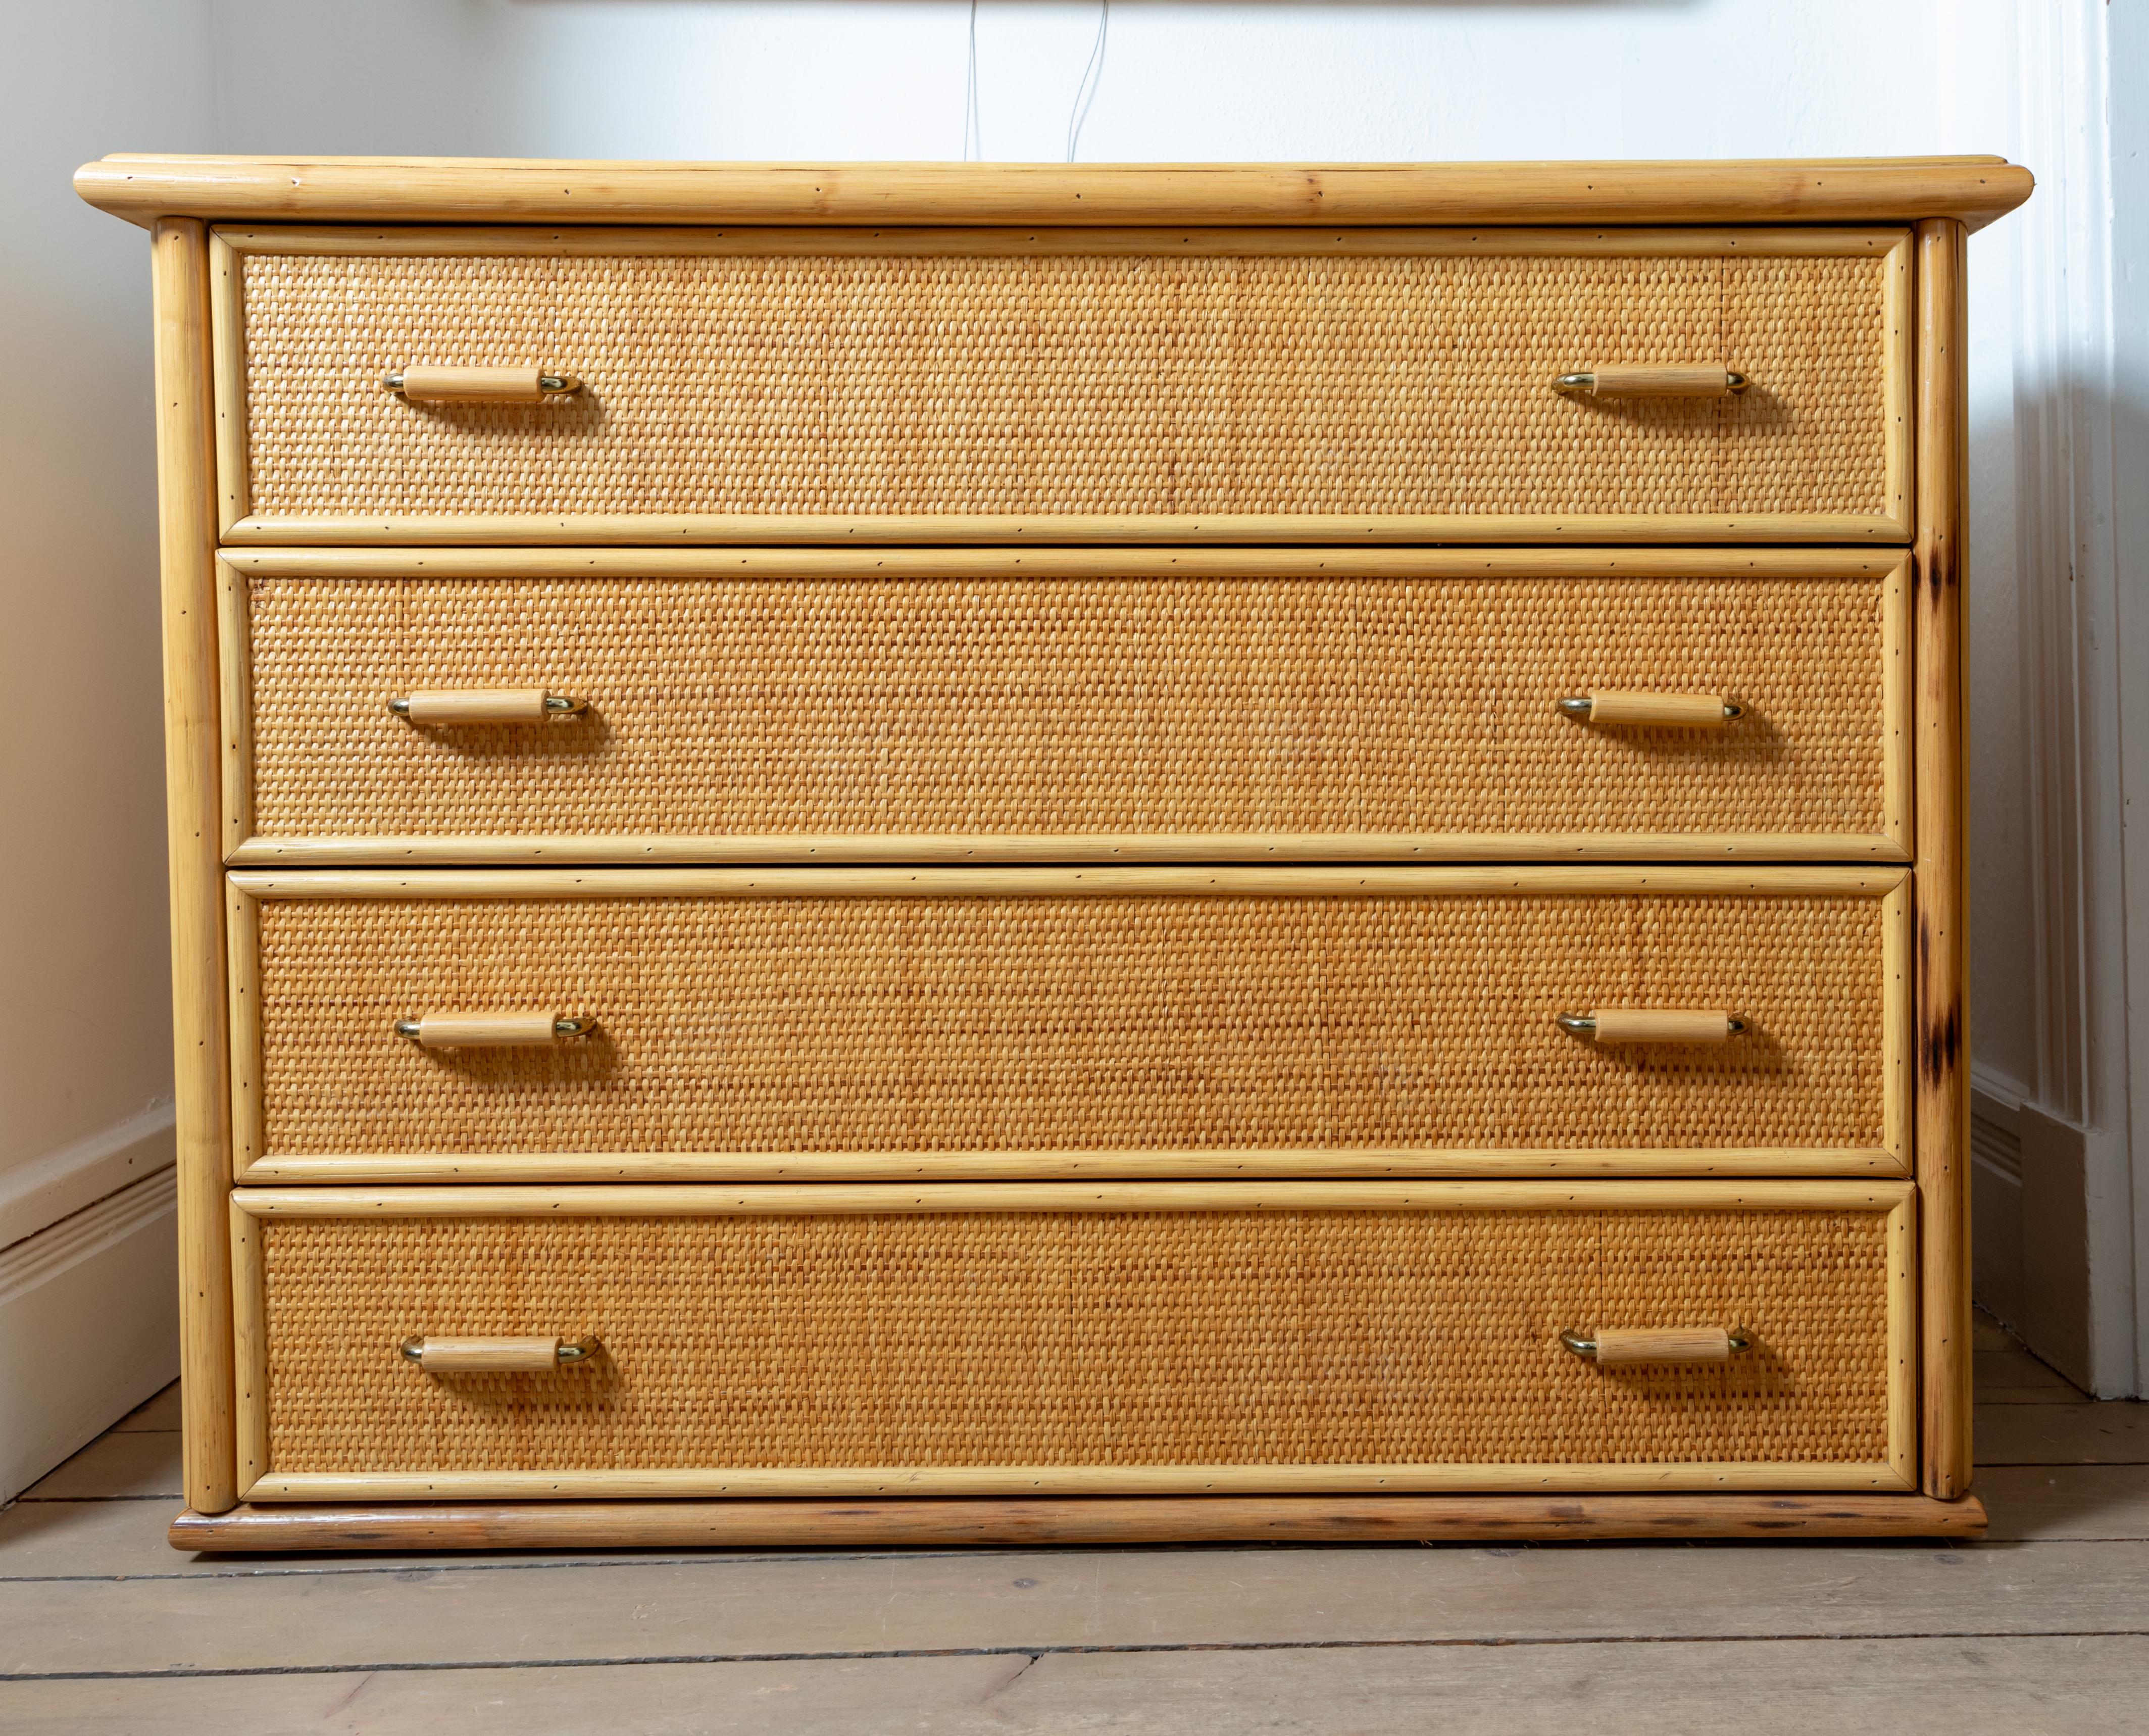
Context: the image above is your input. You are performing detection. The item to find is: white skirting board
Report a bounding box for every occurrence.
[0,1167,178,1504]
[1970,1080,2094,1393]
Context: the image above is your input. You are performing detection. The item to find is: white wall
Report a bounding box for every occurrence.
[205,1,2003,165]
[1,2,214,1186]
[0,0,218,1494]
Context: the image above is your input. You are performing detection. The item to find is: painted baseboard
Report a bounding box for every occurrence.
[0,1167,178,1503]
[1970,1074,2095,1392]
[0,1100,175,1252]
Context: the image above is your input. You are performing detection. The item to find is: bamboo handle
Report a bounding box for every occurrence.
[1558,692,1740,727]
[1558,1009,1745,1043]
[383,366,580,403]
[400,1336,595,1371]
[395,1012,596,1048]
[1554,365,1748,398]
[1562,1327,1751,1365]
[389,689,586,724]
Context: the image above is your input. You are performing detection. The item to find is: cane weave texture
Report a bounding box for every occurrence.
[257,1207,1892,1472]
[243,573,1888,843]
[236,250,1890,521]
[251,891,1887,1157]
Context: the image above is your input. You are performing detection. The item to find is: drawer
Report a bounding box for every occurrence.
[221,549,1910,867]
[226,866,1910,1183]
[228,1180,1917,1500]
[212,226,1911,545]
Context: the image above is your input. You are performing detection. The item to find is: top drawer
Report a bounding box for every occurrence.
[211,226,1912,546]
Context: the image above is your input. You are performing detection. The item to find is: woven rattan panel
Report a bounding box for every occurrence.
[244,573,1888,842]
[258,1207,1891,1472]
[252,892,1887,1156]
[237,250,1889,520]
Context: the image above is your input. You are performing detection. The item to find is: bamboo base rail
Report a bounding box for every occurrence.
[169,1492,1989,1552]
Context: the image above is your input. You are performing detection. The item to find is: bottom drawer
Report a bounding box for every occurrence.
[232,1182,1916,1500]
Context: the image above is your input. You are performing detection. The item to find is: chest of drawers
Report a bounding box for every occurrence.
[78,155,2030,1550]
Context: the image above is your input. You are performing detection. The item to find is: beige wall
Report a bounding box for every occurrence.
[0,2,213,1189]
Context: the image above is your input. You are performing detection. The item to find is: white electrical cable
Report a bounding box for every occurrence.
[1066,0,1109,163]
[963,0,983,162]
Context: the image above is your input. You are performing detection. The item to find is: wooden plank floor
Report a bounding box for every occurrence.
[2,1314,2142,1733]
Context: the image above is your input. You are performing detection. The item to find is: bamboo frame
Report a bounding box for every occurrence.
[152,219,237,1517]
[236,1150,1910,1186]
[207,230,249,545]
[75,155,2034,231]
[228,1199,267,1494]
[95,157,2006,1540]
[166,1490,1987,1550]
[230,834,1913,869]
[228,864,1907,899]
[224,513,1914,549]
[216,545,1914,869]
[223,863,1910,1185]
[250,1465,1913,1501]
[223,546,1912,577]
[1886,1183,1920,1489]
[213,223,1913,259]
[227,1180,1915,1503]
[1882,876,1914,1166]
[1914,220,1973,1499]
[224,878,261,1180]
[204,226,1914,547]
[232,1178,1915,1215]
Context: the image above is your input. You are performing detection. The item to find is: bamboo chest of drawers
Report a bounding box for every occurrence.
[78,155,2031,1550]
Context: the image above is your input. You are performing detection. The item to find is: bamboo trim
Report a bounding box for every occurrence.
[214,560,253,858]
[1882,557,1913,851]
[241,1462,1915,1503]
[210,223,1917,260]
[73,156,2034,231]
[225,864,1911,901]
[226,1179,1914,1503]
[219,544,1912,579]
[167,1490,1989,1550]
[1885,1191,1920,1487]
[1880,233,1915,550]
[1881,877,1913,1168]
[219,545,1911,870]
[221,512,1914,549]
[224,878,262,1177]
[226,834,1915,869]
[232,1147,1912,1187]
[230,1179,1915,1218]
[228,1198,268,1494]
[152,219,237,1518]
[1915,218,1973,1499]
[212,226,1913,542]
[207,230,248,541]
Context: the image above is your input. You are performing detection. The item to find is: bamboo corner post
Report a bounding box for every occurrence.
[154,216,238,1516]
[1914,217,1973,1499]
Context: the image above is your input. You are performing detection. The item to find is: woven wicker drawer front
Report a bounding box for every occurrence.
[235,1184,1911,1496]
[221,229,1907,539]
[232,560,1905,862]
[231,869,1906,1177]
